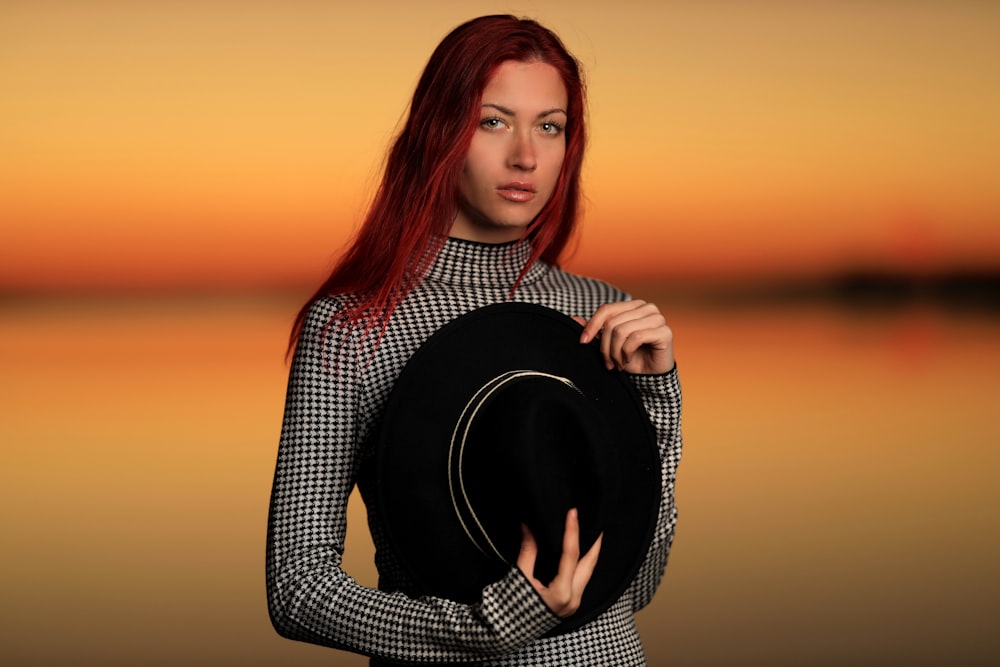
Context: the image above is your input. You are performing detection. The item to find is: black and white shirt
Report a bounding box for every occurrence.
[266,237,683,666]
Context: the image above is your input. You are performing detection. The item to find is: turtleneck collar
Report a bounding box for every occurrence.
[424,237,551,289]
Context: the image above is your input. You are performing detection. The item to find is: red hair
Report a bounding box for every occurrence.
[289,15,588,354]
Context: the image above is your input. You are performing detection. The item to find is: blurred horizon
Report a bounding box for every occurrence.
[4,266,998,316]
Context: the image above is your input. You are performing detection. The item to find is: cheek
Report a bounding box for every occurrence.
[458,162,493,207]
[461,145,491,186]
[545,144,567,180]
[459,161,484,197]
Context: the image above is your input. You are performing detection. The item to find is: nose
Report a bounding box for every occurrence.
[508,131,537,172]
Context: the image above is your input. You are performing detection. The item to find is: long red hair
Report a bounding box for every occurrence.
[289,15,588,354]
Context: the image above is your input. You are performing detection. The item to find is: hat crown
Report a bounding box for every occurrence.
[451,372,617,583]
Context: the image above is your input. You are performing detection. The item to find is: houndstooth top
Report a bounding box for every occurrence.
[266,237,683,666]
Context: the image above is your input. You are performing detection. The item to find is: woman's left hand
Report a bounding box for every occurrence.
[576,300,675,375]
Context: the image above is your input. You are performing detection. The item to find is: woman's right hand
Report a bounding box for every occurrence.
[516,508,602,618]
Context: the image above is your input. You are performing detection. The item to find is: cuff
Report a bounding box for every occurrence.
[479,567,562,646]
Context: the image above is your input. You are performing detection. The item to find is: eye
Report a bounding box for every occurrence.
[539,121,564,136]
[479,116,507,131]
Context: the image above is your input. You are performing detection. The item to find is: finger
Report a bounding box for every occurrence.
[546,509,581,590]
[596,303,635,369]
[553,519,601,617]
[516,523,539,582]
[611,311,668,363]
[578,307,606,344]
[598,302,652,366]
[620,325,673,372]
[558,508,582,572]
[599,314,616,370]
[602,305,664,370]
[572,533,603,592]
[544,509,583,615]
[579,301,637,345]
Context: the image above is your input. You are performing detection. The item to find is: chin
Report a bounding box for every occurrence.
[492,212,540,231]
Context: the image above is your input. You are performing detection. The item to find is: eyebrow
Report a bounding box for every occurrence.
[482,103,568,118]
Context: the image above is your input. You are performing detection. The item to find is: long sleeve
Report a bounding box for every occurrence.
[267,238,681,666]
[624,368,683,612]
[265,300,560,663]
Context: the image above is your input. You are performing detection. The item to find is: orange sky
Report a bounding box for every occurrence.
[3,0,999,290]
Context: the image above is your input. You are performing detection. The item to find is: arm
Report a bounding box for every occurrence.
[266,300,560,663]
[577,300,683,611]
[623,369,682,611]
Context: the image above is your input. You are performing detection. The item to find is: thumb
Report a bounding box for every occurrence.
[517,523,539,579]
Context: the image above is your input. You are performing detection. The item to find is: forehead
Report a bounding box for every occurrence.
[482,60,568,111]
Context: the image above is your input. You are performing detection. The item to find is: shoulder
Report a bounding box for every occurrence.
[295,296,343,348]
[516,263,633,319]
[301,295,344,330]
[543,264,631,302]
[293,294,377,366]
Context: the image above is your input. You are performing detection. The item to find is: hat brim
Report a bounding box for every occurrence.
[375,302,661,635]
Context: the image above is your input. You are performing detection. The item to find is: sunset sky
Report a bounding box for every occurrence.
[3,0,998,290]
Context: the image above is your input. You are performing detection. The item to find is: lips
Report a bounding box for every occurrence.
[497,182,537,203]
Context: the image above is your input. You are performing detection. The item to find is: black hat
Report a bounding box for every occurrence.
[375,302,660,634]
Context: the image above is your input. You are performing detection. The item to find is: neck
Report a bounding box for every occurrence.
[423,237,548,289]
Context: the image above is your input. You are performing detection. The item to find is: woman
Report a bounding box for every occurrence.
[266,14,682,666]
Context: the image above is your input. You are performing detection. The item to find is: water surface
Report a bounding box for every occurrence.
[2,295,997,666]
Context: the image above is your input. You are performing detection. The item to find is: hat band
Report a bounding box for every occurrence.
[448,370,580,563]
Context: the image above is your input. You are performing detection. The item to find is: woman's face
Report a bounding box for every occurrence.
[451,60,568,244]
